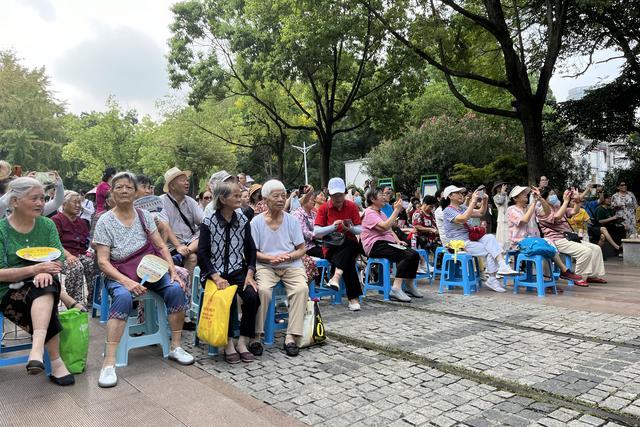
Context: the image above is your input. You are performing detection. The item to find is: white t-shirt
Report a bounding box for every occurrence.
[250,212,304,269]
[434,206,448,245]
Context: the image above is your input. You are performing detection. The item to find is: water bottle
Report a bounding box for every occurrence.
[410,232,417,249]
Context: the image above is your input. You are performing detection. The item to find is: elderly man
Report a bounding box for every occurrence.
[251,179,308,357]
[160,167,203,277]
[237,173,249,191]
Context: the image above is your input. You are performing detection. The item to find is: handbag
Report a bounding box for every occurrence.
[299,299,326,348]
[196,280,238,347]
[517,237,557,258]
[111,209,162,281]
[322,231,345,247]
[467,226,486,242]
[563,231,581,243]
[58,308,90,374]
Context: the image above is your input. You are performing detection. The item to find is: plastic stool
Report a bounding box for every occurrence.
[308,258,345,304]
[363,258,392,300]
[0,313,52,375]
[115,291,170,367]
[553,253,575,286]
[438,252,480,296]
[432,246,447,278]
[264,281,288,346]
[415,249,433,285]
[502,250,520,287]
[91,275,108,324]
[513,254,556,297]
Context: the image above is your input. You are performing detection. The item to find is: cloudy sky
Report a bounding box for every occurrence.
[0,0,625,119]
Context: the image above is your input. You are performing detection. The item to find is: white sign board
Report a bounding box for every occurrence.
[344,159,371,190]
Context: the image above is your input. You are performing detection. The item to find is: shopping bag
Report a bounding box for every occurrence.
[299,299,326,348]
[196,280,237,347]
[58,308,90,374]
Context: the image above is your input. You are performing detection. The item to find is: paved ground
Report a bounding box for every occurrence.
[2,258,639,426]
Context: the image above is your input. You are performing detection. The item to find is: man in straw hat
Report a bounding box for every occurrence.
[159,167,203,277]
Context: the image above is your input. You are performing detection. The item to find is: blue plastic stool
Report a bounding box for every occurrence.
[438,252,480,296]
[91,274,108,324]
[115,291,170,367]
[363,258,392,301]
[432,246,447,278]
[264,281,289,346]
[415,249,433,285]
[502,250,520,287]
[513,254,557,297]
[0,313,52,374]
[308,258,345,304]
[553,253,575,286]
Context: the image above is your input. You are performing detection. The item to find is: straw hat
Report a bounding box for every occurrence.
[163,167,191,192]
[249,183,262,199]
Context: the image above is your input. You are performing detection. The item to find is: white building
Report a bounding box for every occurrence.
[567,86,631,185]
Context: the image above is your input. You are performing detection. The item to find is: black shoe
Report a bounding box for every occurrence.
[26,360,45,375]
[50,374,75,386]
[248,341,263,356]
[182,321,196,331]
[283,341,299,357]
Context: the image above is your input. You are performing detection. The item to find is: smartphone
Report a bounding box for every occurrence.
[299,185,306,195]
[343,219,353,227]
[34,172,55,186]
[395,192,402,201]
[476,185,485,197]
[11,165,21,177]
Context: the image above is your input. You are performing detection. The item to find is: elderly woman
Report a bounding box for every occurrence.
[537,189,606,286]
[197,181,260,363]
[362,187,421,302]
[0,178,74,385]
[612,181,638,237]
[0,171,64,219]
[291,186,321,282]
[248,183,267,216]
[51,191,94,306]
[93,172,194,388]
[442,185,519,293]
[251,179,308,357]
[314,178,363,311]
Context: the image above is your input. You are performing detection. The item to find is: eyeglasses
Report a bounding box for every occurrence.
[203,196,212,201]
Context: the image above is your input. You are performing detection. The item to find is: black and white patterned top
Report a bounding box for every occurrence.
[197,210,256,282]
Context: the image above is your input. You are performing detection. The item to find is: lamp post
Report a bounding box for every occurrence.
[291,141,316,185]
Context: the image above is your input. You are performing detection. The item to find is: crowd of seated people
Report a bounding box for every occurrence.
[1,158,630,389]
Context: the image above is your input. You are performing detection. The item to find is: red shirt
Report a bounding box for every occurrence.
[95,181,110,214]
[314,199,361,243]
[51,212,90,257]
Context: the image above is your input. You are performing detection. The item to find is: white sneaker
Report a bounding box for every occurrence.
[348,302,361,311]
[98,365,117,388]
[168,347,195,365]
[486,277,506,293]
[497,266,519,276]
[417,265,428,275]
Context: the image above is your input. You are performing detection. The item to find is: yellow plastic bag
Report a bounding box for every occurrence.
[447,240,466,263]
[196,280,237,347]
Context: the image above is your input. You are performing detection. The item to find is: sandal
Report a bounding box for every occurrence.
[26,360,45,375]
[239,351,254,363]
[223,351,241,364]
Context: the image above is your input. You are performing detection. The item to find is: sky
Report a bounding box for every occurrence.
[0,0,625,119]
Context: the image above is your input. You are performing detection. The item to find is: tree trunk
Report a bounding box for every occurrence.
[319,135,332,187]
[519,104,545,186]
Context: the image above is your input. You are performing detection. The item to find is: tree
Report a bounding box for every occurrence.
[168,0,408,185]
[0,50,66,172]
[366,112,524,192]
[62,97,148,184]
[363,0,571,183]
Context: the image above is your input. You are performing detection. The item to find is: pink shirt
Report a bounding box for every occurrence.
[507,205,540,249]
[361,208,396,256]
[536,205,572,243]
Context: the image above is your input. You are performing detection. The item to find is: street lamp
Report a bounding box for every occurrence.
[291,141,316,185]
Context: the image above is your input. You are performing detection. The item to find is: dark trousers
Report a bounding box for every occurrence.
[306,246,324,259]
[223,270,260,338]
[325,239,363,299]
[369,241,420,279]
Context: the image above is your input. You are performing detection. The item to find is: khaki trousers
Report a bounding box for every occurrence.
[554,238,605,278]
[255,266,308,337]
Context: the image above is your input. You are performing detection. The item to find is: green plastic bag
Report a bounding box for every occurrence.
[58,308,90,374]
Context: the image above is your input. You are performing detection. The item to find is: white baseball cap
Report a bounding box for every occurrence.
[328,177,346,195]
[442,185,466,199]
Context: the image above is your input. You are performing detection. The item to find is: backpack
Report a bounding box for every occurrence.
[517,237,557,258]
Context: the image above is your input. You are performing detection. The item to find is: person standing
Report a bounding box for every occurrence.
[611,181,638,237]
[492,182,509,251]
[95,167,116,214]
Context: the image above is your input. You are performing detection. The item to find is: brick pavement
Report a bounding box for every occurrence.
[185,282,640,426]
